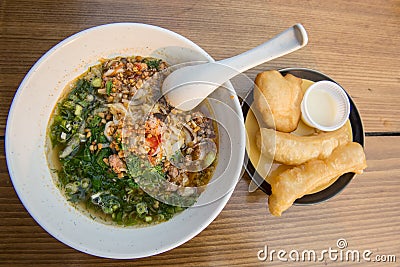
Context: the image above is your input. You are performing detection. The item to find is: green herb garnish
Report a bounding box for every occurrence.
[106,80,112,96]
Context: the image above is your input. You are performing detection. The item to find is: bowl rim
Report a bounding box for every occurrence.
[242,67,365,204]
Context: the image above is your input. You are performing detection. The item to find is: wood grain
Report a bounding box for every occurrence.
[1,135,399,266]
[0,0,399,136]
[1,0,399,266]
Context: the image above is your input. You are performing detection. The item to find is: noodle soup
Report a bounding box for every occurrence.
[47,56,218,226]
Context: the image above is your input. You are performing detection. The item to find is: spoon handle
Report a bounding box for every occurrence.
[218,24,308,73]
[162,24,308,111]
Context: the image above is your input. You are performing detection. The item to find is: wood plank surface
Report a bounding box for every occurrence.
[0,0,399,266]
[0,0,399,135]
[1,136,399,266]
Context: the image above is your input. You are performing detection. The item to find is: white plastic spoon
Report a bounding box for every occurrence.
[162,23,308,111]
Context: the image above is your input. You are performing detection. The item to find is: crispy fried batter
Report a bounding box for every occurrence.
[256,124,351,165]
[268,142,367,216]
[254,70,303,132]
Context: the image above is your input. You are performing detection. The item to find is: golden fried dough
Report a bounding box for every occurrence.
[266,163,341,195]
[268,142,367,216]
[254,70,303,132]
[256,124,351,165]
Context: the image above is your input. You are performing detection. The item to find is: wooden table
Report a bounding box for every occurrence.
[1,0,399,266]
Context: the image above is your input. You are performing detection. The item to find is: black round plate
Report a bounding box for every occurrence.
[242,68,364,204]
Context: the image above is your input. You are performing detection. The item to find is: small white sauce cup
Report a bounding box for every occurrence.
[301,80,350,131]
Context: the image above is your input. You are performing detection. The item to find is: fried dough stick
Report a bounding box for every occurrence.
[268,142,367,216]
[254,70,303,133]
[256,124,351,165]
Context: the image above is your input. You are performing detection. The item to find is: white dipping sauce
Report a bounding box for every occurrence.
[306,90,337,127]
[301,80,350,132]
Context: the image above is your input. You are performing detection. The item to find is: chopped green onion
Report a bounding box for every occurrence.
[68,94,79,102]
[74,104,83,116]
[63,100,75,110]
[81,178,91,189]
[91,77,102,88]
[65,181,79,194]
[79,100,89,108]
[86,94,94,102]
[136,202,147,215]
[106,80,113,96]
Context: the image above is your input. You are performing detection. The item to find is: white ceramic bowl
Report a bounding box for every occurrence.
[5,23,245,259]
